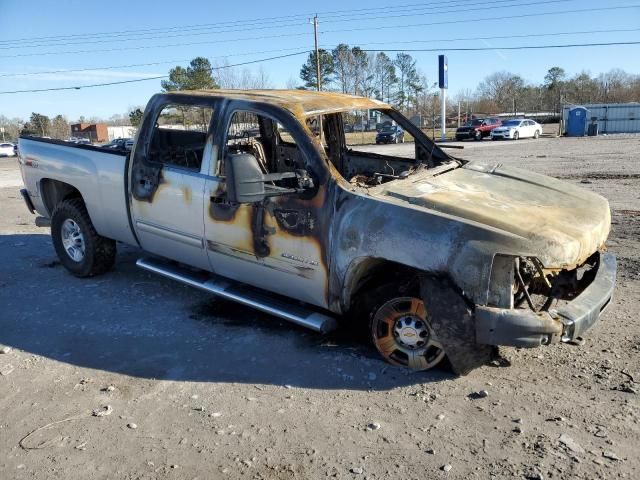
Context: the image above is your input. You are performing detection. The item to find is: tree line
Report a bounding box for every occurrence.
[469,67,640,117]
[2,54,638,142]
[299,45,436,112]
[296,45,640,121]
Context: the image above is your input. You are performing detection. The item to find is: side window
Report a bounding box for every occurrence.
[149,104,213,171]
[221,110,304,176]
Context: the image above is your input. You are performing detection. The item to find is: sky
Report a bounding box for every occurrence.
[0,0,639,121]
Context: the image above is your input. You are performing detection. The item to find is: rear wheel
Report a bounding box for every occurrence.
[369,288,445,371]
[533,130,540,139]
[51,198,116,277]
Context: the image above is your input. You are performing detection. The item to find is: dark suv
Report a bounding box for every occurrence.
[376,125,404,144]
[455,117,501,141]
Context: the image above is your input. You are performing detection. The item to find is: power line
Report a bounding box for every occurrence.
[1,0,576,50]
[0,0,566,46]
[0,30,312,59]
[3,26,637,79]
[359,40,640,52]
[337,27,640,49]
[321,4,640,35]
[2,39,637,95]
[0,51,309,95]
[2,3,636,60]
[0,46,313,78]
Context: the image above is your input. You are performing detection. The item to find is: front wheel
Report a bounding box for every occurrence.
[51,198,116,277]
[513,131,519,140]
[370,295,446,371]
[474,130,482,141]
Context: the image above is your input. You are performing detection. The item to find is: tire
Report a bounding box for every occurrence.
[418,276,496,375]
[394,137,399,144]
[401,135,405,143]
[474,130,482,141]
[513,131,519,140]
[51,198,116,277]
[533,130,540,139]
[367,281,446,372]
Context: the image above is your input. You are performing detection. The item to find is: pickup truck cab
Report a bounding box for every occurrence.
[18,90,616,375]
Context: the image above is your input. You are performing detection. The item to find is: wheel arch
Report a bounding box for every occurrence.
[342,257,433,315]
[40,178,83,217]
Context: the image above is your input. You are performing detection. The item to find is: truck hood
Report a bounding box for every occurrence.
[376,161,611,269]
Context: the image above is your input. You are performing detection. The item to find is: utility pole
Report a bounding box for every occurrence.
[457,101,461,128]
[311,15,321,91]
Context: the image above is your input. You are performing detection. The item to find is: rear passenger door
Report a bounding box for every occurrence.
[130,102,214,271]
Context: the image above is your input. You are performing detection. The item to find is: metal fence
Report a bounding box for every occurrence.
[562,103,640,134]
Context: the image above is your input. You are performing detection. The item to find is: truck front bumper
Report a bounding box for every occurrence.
[475,252,616,348]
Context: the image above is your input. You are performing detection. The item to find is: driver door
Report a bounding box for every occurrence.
[203,106,330,308]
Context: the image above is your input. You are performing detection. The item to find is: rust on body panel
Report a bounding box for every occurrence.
[180,185,192,204]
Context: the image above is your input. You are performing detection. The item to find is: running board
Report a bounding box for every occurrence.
[136,257,337,334]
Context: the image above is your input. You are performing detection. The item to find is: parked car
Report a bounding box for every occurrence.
[376,125,404,144]
[0,142,16,157]
[377,120,393,132]
[343,124,354,133]
[18,89,616,375]
[491,119,543,140]
[455,118,501,141]
[102,138,134,151]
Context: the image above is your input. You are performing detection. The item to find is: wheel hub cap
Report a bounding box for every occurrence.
[371,297,446,371]
[61,219,85,262]
[394,316,428,348]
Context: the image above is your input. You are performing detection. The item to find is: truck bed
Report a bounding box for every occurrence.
[18,136,137,246]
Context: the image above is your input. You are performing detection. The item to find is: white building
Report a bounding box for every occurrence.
[107,126,137,141]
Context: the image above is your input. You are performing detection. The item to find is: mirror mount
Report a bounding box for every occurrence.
[225,153,314,204]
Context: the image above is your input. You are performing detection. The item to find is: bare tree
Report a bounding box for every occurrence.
[374,52,397,103]
[50,115,70,140]
[477,71,526,112]
[394,53,418,111]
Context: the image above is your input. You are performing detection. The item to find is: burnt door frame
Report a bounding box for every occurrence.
[204,100,334,308]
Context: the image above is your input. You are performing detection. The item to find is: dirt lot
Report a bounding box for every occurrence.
[1,135,639,479]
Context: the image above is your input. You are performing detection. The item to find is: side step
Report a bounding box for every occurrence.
[136,257,337,334]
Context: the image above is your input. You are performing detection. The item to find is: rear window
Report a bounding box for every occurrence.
[148,104,214,171]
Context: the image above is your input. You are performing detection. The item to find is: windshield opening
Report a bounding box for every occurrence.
[308,108,452,187]
[503,120,522,127]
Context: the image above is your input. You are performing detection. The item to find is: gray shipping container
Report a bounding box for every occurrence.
[562,103,640,134]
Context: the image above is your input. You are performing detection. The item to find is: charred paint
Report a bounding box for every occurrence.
[208,183,240,222]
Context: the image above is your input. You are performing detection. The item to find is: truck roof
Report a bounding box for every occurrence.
[166,89,389,118]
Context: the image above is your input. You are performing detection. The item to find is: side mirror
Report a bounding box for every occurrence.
[225,153,314,204]
[225,153,266,204]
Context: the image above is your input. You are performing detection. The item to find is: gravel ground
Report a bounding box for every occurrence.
[0,135,639,479]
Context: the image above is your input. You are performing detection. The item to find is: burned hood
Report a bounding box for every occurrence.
[376,161,611,269]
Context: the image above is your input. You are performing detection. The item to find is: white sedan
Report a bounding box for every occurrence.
[0,142,16,157]
[491,119,542,140]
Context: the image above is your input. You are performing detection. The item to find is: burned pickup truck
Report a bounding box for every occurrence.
[18,90,616,374]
